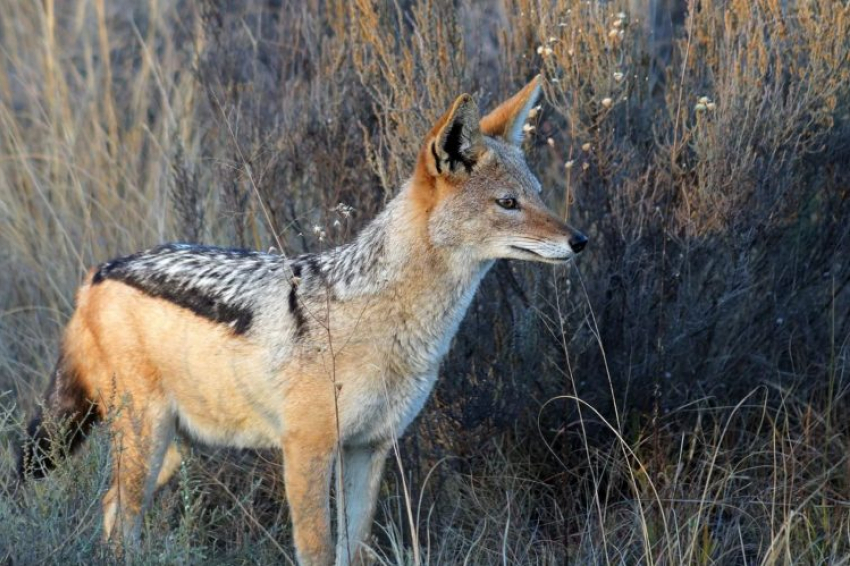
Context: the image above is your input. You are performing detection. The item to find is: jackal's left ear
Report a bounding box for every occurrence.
[480,75,542,146]
[423,93,484,178]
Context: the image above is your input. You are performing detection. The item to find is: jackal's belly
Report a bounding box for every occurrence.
[165,370,283,450]
[158,348,285,449]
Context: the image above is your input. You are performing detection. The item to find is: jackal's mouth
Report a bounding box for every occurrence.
[509,245,571,263]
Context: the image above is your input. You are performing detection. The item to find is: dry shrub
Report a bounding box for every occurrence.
[516,0,850,418]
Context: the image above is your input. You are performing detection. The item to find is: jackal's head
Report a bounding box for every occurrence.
[414,76,587,263]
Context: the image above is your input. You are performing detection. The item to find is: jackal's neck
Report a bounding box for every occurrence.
[320,183,491,311]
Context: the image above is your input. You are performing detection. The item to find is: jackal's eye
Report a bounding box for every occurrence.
[496,197,519,210]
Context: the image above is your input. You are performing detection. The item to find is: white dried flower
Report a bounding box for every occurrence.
[695,103,707,112]
[548,36,558,43]
[706,102,716,111]
[698,96,710,104]
[528,107,539,119]
[617,11,627,20]
[313,225,322,234]
[522,123,535,133]
[567,49,574,56]
[613,72,624,82]
[537,45,545,55]
[601,97,613,108]
[618,29,625,40]
[581,162,590,170]
[547,137,555,147]
[565,160,574,169]
[335,202,354,217]
[581,142,591,151]
[608,29,619,40]
[613,19,623,28]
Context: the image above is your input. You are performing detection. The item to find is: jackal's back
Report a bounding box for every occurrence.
[91,243,289,335]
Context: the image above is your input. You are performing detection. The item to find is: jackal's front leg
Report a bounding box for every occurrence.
[335,443,390,566]
[283,433,336,566]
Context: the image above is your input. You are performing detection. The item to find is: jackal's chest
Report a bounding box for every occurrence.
[339,367,438,445]
[330,296,478,444]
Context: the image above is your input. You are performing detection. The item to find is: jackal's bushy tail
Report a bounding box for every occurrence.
[18,354,99,480]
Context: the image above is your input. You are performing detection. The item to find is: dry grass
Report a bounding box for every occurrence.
[1,0,849,563]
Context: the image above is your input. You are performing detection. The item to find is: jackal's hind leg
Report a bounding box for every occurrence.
[102,401,174,551]
[335,443,390,566]
[154,442,184,490]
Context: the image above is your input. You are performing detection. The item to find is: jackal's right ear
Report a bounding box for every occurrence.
[422,94,484,178]
[480,75,542,146]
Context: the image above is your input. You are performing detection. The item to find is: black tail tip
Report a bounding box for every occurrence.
[18,407,98,481]
[19,355,100,481]
[18,416,56,481]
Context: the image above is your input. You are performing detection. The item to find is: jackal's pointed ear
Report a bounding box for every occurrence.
[480,75,542,146]
[423,93,484,178]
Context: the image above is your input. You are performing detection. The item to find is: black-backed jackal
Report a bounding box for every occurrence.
[20,76,587,565]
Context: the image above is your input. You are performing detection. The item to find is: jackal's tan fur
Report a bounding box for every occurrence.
[21,76,587,565]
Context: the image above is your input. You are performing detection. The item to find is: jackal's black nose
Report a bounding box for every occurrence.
[569,232,588,253]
